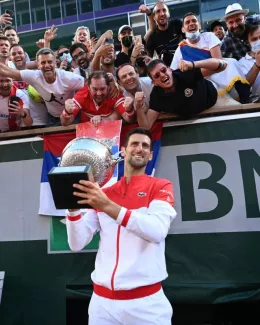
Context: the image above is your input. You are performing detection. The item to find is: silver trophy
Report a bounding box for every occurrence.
[48,136,122,209]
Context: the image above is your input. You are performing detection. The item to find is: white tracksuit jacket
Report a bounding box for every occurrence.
[66,174,177,291]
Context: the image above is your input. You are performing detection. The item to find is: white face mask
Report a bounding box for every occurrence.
[251,40,260,53]
[185,30,200,41]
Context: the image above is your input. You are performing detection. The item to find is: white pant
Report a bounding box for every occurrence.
[88,288,173,325]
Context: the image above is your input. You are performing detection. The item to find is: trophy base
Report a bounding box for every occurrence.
[48,165,94,210]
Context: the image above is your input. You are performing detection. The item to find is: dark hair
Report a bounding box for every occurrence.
[183,12,197,23]
[116,63,138,80]
[0,35,10,43]
[152,2,170,15]
[88,71,110,86]
[70,42,88,56]
[146,59,166,79]
[4,26,17,34]
[210,20,225,32]
[36,48,55,61]
[245,24,260,40]
[10,43,24,52]
[57,45,69,53]
[124,127,152,148]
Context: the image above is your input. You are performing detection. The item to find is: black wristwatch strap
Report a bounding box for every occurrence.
[21,111,27,118]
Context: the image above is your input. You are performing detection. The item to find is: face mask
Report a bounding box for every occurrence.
[251,40,260,53]
[60,53,72,63]
[185,30,200,40]
[122,35,133,48]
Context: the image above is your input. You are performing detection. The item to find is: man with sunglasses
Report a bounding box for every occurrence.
[70,42,91,79]
[136,58,226,129]
[57,45,73,72]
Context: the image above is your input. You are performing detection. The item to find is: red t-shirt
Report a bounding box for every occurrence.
[72,86,125,122]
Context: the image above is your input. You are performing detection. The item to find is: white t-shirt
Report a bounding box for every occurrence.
[0,88,29,132]
[123,77,153,109]
[20,69,84,117]
[239,53,260,95]
[171,32,221,70]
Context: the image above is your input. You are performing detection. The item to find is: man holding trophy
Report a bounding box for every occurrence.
[65,127,176,325]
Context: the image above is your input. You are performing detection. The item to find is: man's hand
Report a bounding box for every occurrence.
[95,42,114,58]
[179,60,193,72]
[90,37,98,49]
[8,101,23,116]
[139,4,152,15]
[90,115,102,127]
[44,25,58,43]
[0,13,12,25]
[36,39,45,49]
[123,96,134,112]
[135,91,145,110]
[60,57,68,70]
[73,181,110,210]
[131,39,145,59]
[65,99,77,114]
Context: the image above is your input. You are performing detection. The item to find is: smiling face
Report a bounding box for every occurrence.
[0,76,12,96]
[122,133,152,170]
[118,65,139,92]
[10,45,26,69]
[153,3,170,28]
[182,14,200,34]
[225,13,246,35]
[89,77,109,105]
[71,47,89,69]
[75,28,90,45]
[150,63,173,89]
[37,53,56,82]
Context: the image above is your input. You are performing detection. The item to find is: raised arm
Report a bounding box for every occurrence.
[0,62,22,80]
[179,58,227,77]
[139,5,156,42]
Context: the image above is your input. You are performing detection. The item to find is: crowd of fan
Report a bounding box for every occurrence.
[0,2,259,133]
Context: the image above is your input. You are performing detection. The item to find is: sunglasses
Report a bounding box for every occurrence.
[152,67,167,79]
[72,50,86,61]
[58,50,69,58]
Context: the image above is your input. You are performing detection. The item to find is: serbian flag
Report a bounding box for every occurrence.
[39,121,163,216]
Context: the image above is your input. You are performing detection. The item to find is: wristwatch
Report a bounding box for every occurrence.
[147,11,152,16]
[21,111,27,118]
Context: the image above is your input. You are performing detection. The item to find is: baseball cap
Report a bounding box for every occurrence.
[118,25,133,35]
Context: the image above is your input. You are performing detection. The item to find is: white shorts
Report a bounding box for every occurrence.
[88,288,173,325]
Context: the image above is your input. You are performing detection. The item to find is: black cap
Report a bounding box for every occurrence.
[210,20,224,32]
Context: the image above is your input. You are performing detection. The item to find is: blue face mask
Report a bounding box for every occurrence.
[251,40,260,53]
[185,30,200,41]
[60,53,72,63]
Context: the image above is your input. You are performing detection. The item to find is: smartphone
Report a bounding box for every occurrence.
[9,95,20,106]
[134,35,142,44]
[5,9,14,17]
[105,38,114,45]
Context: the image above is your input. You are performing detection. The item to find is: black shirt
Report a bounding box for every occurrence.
[114,47,133,67]
[149,69,217,118]
[146,19,184,67]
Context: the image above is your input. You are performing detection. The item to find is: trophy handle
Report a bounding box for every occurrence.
[112,151,124,166]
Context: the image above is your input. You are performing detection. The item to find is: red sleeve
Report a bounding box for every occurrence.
[113,94,126,115]
[153,181,174,206]
[72,86,88,117]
